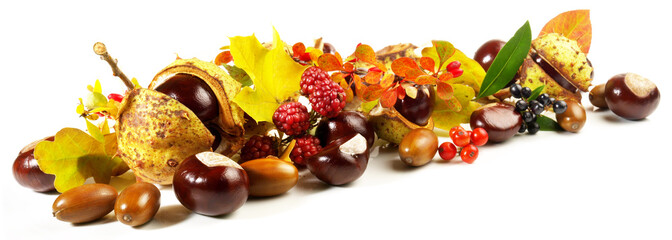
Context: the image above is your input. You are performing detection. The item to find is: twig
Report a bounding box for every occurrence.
[93,42,134,90]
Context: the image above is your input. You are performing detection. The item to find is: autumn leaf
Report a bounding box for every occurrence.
[391,57,421,77]
[432,40,456,67]
[34,128,125,192]
[214,51,233,65]
[229,28,308,123]
[433,84,479,130]
[380,88,398,108]
[354,44,376,64]
[419,57,436,73]
[539,9,592,53]
[292,42,306,58]
[317,53,343,71]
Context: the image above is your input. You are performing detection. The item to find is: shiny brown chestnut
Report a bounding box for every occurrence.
[474,39,506,72]
[604,73,660,120]
[470,103,522,142]
[589,84,608,109]
[13,136,55,192]
[155,73,220,122]
[306,134,369,186]
[556,100,586,133]
[173,152,249,216]
[315,111,375,149]
[115,182,161,226]
[394,84,435,126]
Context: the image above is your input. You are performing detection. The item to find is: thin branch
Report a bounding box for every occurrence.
[93,42,134,90]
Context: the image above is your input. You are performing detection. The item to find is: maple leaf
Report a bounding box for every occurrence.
[229,28,308,123]
[34,128,125,192]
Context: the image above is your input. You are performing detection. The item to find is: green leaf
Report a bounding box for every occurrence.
[229,28,308,123]
[477,21,532,98]
[84,92,108,110]
[223,65,253,87]
[537,114,563,131]
[34,128,125,192]
[432,40,456,68]
[527,85,545,102]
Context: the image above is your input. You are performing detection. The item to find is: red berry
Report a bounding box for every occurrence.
[449,125,464,137]
[309,79,346,118]
[107,93,124,102]
[446,61,461,71]
[451,129,470,147]
[239,135,279,163]
[291,135,322,167]
[438,142,457,161]
[273,102,311,136]
[460,144,479,164]
[301,66,330,95]
[471,128,489,146]
[450,69,464,78]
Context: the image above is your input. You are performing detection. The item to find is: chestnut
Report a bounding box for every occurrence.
[556,100,586,133]
[589,84,608,109]
[155,73,220,122]
[394,84,435,126]
[604,73,660,120]
[398,128,438,167]
[474,39,506,72]
[315,111,375,149]
[13,136,56,192]
[173,152,249,216]
[306,134,369,186]
[470,103,522,142]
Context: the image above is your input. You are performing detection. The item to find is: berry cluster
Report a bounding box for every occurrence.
[509,84,567,134]
[290,135,322,167]
[438,126,488,164]
[239,135,279,163]
[273,102,311,136]
[301,66,346,118]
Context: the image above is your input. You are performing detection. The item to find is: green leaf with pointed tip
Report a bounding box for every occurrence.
[537,114,563,131]
[527,85,545,102]
[34,128,124,192]
[223,65,253,87]
[477,21,532,98]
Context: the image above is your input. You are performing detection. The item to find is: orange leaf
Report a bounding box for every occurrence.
[353,74,366,97]
[404,69,425,80]
[354,44,377,64]
[539,9,592,53]
[344,62,355,73]
[443,97,462,112]
[361,84,385,102]
[438,72,453,83]
[214,51,233,65]
[364,71,383,84]
[419,57,436,73]
[396,85,406,99]
[292,43,306,58]
[380,88,398,108]
[391,57,421,77]
[317,54,343,71]
[437,82,454,100]
[380,73,395,88]
[335,75,354,102]
[331,72,346,84]
[414,75,438,85]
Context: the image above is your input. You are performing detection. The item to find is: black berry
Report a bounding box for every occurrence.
[553,100,568,114]
[521,87,532,99]
[515,100,528,112]
[522,111,535,123]
[527,121,540,134]
[529,100,544,115]
[510,84,522,98]
[537,93,551,106]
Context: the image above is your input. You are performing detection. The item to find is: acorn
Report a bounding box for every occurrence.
[95,43,245,185]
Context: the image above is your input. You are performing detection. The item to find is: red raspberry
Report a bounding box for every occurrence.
[309,80,345,118]
[239,135,278,163]
[273,102,311,136]
[290,135,322,167]
[301,66,330,95]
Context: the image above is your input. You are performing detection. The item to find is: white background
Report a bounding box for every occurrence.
[1,0,671,239]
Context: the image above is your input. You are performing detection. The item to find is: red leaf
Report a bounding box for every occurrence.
[391,57,421,77]
[414,75,438,85]
[380,88,398,108]
[419,57,436,73]
[364,71,383,84]
[317,54,343,71]
[396,85,406,99]
[292,43,306,58]
[214,51,233,65]
[354,44,377,64]
[539,9,592,53]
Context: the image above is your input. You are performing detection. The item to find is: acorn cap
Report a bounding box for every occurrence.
[531,33,593,92]
[115,88,215,184]
[149,58,246,156]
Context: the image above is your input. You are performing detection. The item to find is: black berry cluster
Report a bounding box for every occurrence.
[509,84,567,134]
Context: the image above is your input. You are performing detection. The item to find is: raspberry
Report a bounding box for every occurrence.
[290,135,322,167]
[273,102,311,136]
[239,135,278,163]
[309,80,345,118]
[301,66,330,95]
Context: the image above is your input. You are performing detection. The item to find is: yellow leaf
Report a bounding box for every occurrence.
[85,119,104,142]
[94,79,103,93]
[230,28,308,123]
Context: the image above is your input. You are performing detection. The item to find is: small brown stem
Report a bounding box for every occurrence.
[93,42,134,90]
